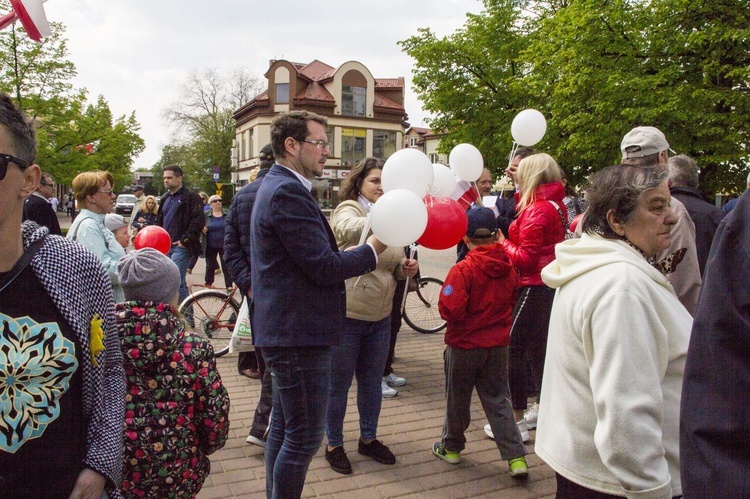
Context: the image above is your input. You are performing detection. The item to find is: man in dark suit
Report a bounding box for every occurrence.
[22,171,61,235]
[668,154,724,277]
[680,189,750,497]
[251,111,386,498]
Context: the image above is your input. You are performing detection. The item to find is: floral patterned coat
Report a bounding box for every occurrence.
[115,301,230,498]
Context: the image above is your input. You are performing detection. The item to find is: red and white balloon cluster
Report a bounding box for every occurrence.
[369,143,483,250]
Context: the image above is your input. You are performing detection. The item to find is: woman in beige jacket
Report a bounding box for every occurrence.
[324,157,419,476]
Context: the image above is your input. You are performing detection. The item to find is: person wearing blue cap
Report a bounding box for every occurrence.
[433,207,528,478]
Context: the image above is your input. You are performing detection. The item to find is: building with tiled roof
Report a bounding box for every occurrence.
[232,59,410,209]
[405,126,448,165]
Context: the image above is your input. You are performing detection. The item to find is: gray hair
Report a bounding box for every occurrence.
[668,154,699,189]
[582,164,668,238]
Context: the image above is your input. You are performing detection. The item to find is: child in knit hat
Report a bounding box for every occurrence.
[104,213,130,249]
[116,248,230,498]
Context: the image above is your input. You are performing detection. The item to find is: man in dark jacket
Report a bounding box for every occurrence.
[156,165,204,304]
[668,154,725,277]
[22,171,61,235]
[224,142,274,444]
[680,189,750,498]
[251,111,385,498]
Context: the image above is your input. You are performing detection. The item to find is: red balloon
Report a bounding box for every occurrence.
[569,213,584,233]
[417,196,468,250]
[133,225,172,255]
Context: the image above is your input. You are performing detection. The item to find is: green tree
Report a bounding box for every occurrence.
[161,67,263,196]
[401,0,750,195]
[0,5,144,191]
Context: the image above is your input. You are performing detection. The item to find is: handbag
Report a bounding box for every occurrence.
[229,296,254,353]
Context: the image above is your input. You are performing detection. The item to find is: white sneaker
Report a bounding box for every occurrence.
[524,403,538,430]
[246,434,266,447]
[484,421,530,443]
[383,373,406,387]
[381,380,398,398]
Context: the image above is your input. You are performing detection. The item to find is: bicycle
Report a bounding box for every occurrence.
[402,276,447,334]
[179,284,240,357]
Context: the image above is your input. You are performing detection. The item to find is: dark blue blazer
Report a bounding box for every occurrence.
[680,189,750,498]
[250,165,376,347]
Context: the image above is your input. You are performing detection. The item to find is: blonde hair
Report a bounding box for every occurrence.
[141,195,158,215]
[515,153,562,212]
[72,171,115,205]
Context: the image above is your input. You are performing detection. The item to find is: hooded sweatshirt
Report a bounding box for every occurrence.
[439,242,517,349]
[536,234,692,499]
[115,301,230,498]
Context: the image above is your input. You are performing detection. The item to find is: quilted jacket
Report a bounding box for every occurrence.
[116,301,230,498]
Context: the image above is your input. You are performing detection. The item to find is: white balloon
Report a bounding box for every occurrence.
[428,163,458,197]
[449,143,484,182]
[381,149,434,198]
[511,109,547,146]
[370,189,428,247]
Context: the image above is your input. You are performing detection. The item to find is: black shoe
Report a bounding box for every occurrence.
[325,446,352,475]
[358,439,396,465]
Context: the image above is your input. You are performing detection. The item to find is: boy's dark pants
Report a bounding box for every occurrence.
[441,345,526,459]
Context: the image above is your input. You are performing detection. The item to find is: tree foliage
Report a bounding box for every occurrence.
[0,5,145,191]
[401,0,750,196]
[159,68,264,196]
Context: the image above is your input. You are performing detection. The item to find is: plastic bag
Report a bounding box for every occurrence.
[229,296,254,353]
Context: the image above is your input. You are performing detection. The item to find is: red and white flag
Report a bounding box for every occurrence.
[2,0,51,41]
[449,179,479,210]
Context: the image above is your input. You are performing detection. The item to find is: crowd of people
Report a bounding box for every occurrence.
[2,93,749,499]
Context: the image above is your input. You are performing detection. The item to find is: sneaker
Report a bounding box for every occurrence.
[358,439,396,465]
[325,446,352,475]
[246,433,266,448]
[484,421,530,443]
[383,373,406,387]
[381,380,397,398]
[508,456,529,478]
[432,442,461,464]
[524,403,539,429]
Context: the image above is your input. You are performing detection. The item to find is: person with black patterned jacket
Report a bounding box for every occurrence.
[0,92,126,499]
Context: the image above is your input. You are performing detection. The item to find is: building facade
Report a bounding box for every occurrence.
[404,126,448,165]
[233,59,409,210]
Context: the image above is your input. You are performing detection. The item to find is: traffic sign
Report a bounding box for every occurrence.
[212,173,220,181]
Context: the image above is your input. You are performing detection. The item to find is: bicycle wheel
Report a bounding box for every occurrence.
[403,276,447,334]
[179,290,240,357]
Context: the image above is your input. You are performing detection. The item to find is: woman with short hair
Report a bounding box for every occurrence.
[536,164,692,498]
[67,170,127,302]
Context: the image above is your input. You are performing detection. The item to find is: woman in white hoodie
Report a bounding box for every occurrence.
[537,164,692,499]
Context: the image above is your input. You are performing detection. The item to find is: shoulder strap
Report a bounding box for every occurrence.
[0,234,47,294]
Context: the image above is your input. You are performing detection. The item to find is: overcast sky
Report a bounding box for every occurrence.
[41,0,482,169]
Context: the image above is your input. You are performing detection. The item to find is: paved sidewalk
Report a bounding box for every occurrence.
[193,246,556,499]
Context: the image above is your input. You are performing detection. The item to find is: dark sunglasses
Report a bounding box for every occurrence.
[0,153,29,181]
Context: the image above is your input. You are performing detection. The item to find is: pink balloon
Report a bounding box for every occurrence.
[133,225,172,255]
[417,196,468,250]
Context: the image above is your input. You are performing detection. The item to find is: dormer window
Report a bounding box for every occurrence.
[409,136,418,147]
[342,85,365,117]
[275,83,289,104]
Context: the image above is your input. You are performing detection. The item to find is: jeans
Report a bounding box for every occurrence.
[264,346,331,499]
[326,317,390,448]
[168,245,190,305]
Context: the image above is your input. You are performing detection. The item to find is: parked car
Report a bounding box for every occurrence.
[115,194,137,215]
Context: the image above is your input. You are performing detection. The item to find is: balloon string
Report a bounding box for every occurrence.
[400,244,417,313]
[351,212,372,289]
[508,142,518,170]
[472,182,484,207]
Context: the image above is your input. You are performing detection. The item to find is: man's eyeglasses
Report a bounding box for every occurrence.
[300,139,330,150]
[0,153,29,181]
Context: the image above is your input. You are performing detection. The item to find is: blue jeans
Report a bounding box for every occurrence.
[326,316,390,448]
[168,246,190,305]
[263,346,331,499]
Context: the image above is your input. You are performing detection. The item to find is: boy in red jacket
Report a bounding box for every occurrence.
[432,207,528,478]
